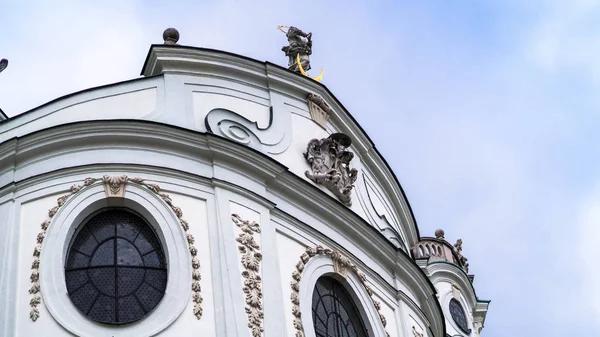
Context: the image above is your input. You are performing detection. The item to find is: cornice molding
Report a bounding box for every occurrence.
[423,261,490,312]
[1,120,445,337]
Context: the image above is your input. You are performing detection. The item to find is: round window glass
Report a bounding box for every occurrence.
[312,276,368,337]
[449,298,471,334]
[65,209,167,324]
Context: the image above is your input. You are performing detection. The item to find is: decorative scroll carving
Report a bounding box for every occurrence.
[307,93,332,128]
[232,214,264,337]
[29,176,203,321]
[412,326,424,337]
[205,106,292,154]
[454,239,470,273]
[304,133,358,206]
[290,245,390,337]
[102,175,127,197]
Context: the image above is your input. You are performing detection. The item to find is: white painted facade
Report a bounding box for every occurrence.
[0,43,489,336]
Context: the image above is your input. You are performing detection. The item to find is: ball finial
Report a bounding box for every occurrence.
[434,229,445,239]
[163,28,180,45]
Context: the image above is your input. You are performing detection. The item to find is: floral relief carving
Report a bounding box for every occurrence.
[28,180,94,321]
[304,133,358,206]
[232,214,264,337]
[290,245,390,337]
[29,176,203,321]
[102,175,128,197]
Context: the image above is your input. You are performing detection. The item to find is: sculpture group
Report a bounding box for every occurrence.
[304,133,358,206]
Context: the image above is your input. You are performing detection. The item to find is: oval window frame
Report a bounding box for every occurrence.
[40,183,191,337]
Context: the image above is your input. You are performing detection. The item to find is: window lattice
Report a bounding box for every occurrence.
[311,276,368,337]
[449,298,471,334]
[65,209,167,324]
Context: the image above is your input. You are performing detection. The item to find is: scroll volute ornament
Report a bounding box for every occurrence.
[304,133,358,206]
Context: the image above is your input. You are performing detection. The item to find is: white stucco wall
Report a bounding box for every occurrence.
[0,46,469,337]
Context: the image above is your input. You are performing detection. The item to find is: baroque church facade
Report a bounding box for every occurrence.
[0,28,489,337]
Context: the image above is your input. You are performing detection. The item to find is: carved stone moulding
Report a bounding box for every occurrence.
[307,93,332,128]
[304,133,358,206]
[232,214,264,337]
[29,176,203,321]
[290,245,390,337]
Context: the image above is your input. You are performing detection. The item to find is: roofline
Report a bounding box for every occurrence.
[2,45,423,256]
[141,44,423,244]
[0,75,162,125]
[0,108,7,121]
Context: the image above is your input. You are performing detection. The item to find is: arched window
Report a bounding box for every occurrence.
[312,276,369,337]
[449,298,471,334]
[64,209,167,324]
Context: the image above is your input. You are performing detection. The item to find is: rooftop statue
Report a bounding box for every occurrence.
[0,59,8,74]
[279,25,324,82]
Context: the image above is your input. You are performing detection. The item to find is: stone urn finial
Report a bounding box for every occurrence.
[163,28,180,45]
[434,229,445,239]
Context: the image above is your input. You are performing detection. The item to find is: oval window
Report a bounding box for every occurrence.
[449,298,471,334]
[64,209,167,324]
[312,276,368,337]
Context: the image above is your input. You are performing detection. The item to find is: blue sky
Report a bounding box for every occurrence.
[1,1,598,336]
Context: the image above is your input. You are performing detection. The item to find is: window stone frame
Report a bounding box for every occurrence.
[39,183,191,337]
[298,254,387,337]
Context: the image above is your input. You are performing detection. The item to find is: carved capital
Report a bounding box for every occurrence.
[304,133,358,206]
[102,175,127,197]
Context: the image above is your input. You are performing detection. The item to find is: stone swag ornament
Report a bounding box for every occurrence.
[304,133,358,206]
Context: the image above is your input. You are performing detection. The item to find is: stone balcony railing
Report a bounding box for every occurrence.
[413,229,469,273]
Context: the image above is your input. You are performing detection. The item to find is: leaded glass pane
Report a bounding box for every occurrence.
[311,276,368,337]
[65,209,167,324]
[449,298,471,333]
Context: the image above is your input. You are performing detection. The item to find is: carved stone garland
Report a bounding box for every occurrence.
[232,214,264,337]
[29,176,203,321]
[304,133,358,206]
[290,245,390,337]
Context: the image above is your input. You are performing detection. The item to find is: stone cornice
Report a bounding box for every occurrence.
[421,260,490,311]
[0,120,445,337]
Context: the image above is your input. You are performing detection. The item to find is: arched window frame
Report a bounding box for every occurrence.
[39,182,191,337]
[298,254,387,337]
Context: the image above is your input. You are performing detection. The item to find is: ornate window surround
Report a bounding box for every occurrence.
[298,254,387,337]
[39,182,191,337]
